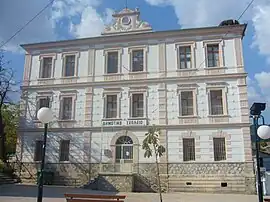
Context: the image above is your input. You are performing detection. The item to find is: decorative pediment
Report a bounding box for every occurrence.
[102,7,152,36]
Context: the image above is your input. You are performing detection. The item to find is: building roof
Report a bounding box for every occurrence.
[20,7,247,52]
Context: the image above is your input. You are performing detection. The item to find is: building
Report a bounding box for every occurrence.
[17,7,254,193]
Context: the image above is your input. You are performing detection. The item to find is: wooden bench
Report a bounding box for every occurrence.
[64,193,126,202]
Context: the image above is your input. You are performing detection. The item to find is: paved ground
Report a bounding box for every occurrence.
[0,184,260,202]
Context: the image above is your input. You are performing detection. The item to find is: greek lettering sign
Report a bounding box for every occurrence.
[101,119,147,127]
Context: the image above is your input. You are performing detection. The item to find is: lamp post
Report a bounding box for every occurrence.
[250,102,270,202]
[36,107,53,202]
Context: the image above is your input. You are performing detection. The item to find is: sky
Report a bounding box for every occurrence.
[1,0,270,121]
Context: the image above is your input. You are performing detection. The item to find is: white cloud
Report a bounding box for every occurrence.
[0,0,112,52]
[145,0,252,28]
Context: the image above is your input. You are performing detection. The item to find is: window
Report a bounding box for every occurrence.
[34,140,43,161]
[179,46,191,69]
[207,44,219,67]
[183,138,195,161]
[131,93,144,117]
[64,55,75,77]
[38,97,50,109]
[60,97,73,120]
[59,140,70,162]
[115,136,133,163]
[40,57,52,78]
[131,50,144,72]
[107,52,118,74]
[105,95,117,118]
[180,91,193,116]
[210,90,223,115]
[213,137,226,161]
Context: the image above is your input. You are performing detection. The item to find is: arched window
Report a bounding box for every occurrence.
[115,136,133,163]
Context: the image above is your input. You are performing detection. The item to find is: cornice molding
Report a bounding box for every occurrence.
[18,122,250,133]
[21,73,247,90]
[21,25,246,53]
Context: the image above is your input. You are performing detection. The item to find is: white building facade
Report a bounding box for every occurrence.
[17,8,254,193]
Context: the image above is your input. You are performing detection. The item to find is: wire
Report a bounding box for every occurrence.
[197,0,255,69]
[0,0,56,49]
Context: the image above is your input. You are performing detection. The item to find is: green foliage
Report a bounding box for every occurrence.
[2,104,19,156]
[142,125,166,158]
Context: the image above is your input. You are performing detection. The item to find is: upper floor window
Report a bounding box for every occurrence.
[105,94,117,118]
[209,89,223,115]
[60,97,73,120]
[38,97,50,109]
[59,140,70,162]
[213,137,226,161]
[107,52,118,74]
[131,49,144,72]
[63,55,75,77]
[179,46,191,69]
[207,44,219,67]
[40,57,52,78]
[34,140,43,161]
[180,91,193,116]
[183,138,195,161]
[131,93,144,117]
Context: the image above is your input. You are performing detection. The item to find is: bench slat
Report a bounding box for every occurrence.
[64,193,126,199]
[67,199,125,202]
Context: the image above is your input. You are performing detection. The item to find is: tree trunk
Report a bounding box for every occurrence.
[154,147,163,202]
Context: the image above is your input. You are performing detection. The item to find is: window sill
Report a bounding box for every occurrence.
[178,115,199,119]
[102,118,122,121]
[103,73,123,76]
[176,68,198,72]
[208,115,229,118]
[58,119,76,123]
[61,76,78,79]
[128,117,148,120]
[204,67,226,70]
[37,78,55,81]
[128,71,148,75]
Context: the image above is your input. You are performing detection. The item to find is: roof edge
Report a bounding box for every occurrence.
[20,24,247,52]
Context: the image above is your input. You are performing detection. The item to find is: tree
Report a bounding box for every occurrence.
[0,52,19,162]
[3,104,19,156]
[142,125,166,202]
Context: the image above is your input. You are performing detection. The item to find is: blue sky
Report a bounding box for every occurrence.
[1,0,270,119]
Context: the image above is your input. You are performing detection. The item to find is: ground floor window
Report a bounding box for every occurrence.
[115,136,133,163]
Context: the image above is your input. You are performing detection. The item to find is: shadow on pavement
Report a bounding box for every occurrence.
[0,184,118,198]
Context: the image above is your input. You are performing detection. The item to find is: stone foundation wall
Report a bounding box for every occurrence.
[15,162,255,194]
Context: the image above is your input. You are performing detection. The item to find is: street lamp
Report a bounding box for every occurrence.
[36,107,53,202]
[250,102,270,202]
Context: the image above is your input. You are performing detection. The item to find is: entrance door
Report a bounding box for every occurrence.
[115,136,133,172]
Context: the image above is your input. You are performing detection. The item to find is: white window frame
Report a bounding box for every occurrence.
[103,48,123,75]
[177,84,198,117]
[206,83,228,116]
[128,46,149,73]
[35,92,53,119]
[128,87,148,118]
[175,42,196,70]
[102,89,122,119]
[61,51,80,78]
[203,40,225,68]
[59,91,77,121]
[39,53,57,79]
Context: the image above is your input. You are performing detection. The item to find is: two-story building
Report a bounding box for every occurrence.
[17,7,254,193]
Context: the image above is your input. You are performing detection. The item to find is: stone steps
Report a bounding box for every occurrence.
[0,173,16,185]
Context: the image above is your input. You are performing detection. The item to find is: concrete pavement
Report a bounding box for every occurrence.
[0,184,259,202]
